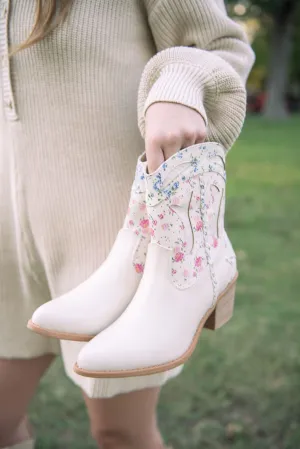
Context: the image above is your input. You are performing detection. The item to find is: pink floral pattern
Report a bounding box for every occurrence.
[195,220,203,231]
[146,143,226,290]
[134,263,145,274]
[140,219,149,229]
[195,256,202,268]
[174,252,184,262]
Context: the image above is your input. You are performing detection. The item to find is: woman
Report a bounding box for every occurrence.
[0,1,254,448]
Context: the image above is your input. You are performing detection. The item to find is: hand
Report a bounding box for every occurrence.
[145,102,207,173]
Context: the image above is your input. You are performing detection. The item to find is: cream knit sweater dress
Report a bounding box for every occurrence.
[0,0,254,398]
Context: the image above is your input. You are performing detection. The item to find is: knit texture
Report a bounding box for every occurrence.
[0,0,254,398]
[139,0,255,149]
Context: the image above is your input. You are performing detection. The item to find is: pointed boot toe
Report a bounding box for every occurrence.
[73,143,238,378]
[28,294,97,341]
[28,155,150,341]
[74,306,173,377]
[74,331,129,376]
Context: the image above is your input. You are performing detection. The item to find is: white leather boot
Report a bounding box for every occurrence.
[74,143,238,377]
[27,155,149,341]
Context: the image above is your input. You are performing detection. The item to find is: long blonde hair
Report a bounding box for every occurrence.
[15,0,73,53]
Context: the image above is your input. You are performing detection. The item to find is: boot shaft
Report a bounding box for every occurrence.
[145,143,228,292]
[122,154,149,273]
[123,153,148,236]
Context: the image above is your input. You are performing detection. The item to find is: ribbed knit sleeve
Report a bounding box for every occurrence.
[138,0,255,150]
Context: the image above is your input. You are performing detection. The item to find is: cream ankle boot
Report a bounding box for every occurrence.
[74,143,238,378]
[27,155,149,341]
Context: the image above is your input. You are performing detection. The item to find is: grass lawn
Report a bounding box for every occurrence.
[30,116,300,449]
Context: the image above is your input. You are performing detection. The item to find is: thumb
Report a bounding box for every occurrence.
[145,138,165,174]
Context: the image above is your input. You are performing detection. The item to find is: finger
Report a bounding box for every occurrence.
[181,129,198,150]
[195,128,207,144]
[161,131,184,161]
[145,137,165,174]
[162,142,182,161]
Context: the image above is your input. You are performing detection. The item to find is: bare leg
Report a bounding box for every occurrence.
[84,387,166,449]
[0,355,55,448]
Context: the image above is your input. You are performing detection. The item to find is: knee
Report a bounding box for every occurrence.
[91,425,164,449]
[91,427,134,449]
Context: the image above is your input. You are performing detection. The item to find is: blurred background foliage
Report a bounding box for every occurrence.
[227,0,300,118]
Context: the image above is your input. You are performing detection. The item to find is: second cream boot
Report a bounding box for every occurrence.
[27,155,149,341]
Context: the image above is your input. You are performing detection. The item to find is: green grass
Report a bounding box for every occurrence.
[30,116,300,449]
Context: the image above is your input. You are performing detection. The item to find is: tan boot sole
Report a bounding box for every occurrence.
[27,321,93,342]
[73,273,238,378]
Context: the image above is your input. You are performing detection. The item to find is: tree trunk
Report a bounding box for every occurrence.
[263,0,297,119]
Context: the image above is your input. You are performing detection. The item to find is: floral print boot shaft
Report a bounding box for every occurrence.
[123,154,150,274]
[146,143,226,299]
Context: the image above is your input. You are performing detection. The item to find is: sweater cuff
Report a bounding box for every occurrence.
[138,47,247,151]
[142,64,209,130]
